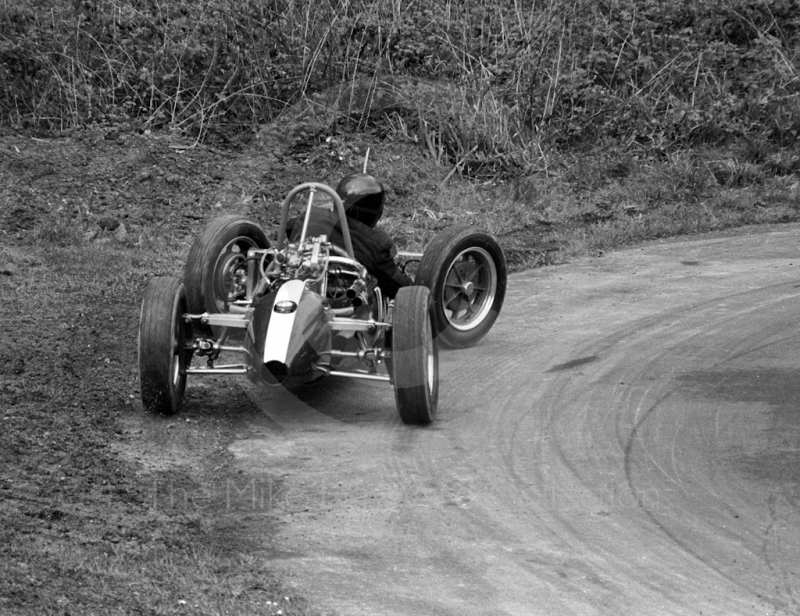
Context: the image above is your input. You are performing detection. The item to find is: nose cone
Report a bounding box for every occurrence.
[263,360,288,385]
[251,279,332,386]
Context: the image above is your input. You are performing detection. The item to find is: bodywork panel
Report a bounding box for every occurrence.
[248,279,332,385]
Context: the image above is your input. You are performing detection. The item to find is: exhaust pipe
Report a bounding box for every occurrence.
[346,277,376,308]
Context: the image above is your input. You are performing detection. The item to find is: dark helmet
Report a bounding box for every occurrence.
[335,173,385,228]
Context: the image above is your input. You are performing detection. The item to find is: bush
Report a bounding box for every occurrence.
[1,0,798,168]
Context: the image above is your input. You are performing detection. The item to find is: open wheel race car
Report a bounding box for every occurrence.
[138,178,507,425]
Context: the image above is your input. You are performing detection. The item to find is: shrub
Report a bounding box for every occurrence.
[1,0,798,170]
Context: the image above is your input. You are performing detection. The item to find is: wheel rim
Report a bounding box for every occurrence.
[170,302,187,390]
[425,317,435,393]
[212,237,258,311]
[441,247,497,331]
[171,347,181,388]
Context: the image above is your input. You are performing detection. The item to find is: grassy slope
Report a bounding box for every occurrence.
[1,124,799,615]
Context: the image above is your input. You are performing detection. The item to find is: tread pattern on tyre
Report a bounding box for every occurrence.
[392,285,438,425]
[139,276,189,416]
[415,224,507,349]
[183,214,270,316]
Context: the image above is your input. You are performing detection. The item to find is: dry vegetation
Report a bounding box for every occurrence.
[3,0,799,255]
[3,0,800,157]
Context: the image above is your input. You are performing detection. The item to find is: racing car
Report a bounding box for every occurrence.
[138,177,506,425]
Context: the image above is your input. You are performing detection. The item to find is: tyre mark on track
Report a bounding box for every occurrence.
[547,355,599,372]
[615,287,800,611]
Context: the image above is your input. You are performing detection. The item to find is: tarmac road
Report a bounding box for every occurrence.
[233,223,800,616]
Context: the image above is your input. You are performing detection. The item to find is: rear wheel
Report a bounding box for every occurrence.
[183,215,270,316]
[138,277,193,415]
[392,286,438,425]
[416,225,507,348]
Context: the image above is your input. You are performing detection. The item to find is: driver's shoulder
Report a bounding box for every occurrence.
[347,217,393,247]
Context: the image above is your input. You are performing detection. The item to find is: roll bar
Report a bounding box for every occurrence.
[276,182,355,260]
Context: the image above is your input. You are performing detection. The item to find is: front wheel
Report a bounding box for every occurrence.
[138,277,193,415]
[392,286,438,425]
[415,225,507,348]
[183,215,270,316]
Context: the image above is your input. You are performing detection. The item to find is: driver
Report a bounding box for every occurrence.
[286,173,412,299]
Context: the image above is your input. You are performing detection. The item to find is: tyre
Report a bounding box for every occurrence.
[415,225,507,348]
[392,286,438,425]
[183,215,270,315]
[138,277,193,415]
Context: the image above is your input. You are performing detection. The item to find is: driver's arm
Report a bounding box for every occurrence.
[370,236,413,299]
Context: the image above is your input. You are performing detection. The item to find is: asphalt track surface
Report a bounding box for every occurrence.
[233,223,800,616]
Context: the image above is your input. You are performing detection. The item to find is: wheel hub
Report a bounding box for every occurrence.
[216,248,248,304]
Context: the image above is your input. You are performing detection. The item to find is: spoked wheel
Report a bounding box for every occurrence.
[392,286,438,425]
[183,215,270,316]
[416,225,507,348]
[138,277,193,415]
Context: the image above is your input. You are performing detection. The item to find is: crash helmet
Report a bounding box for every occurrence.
[335,173,385,228]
